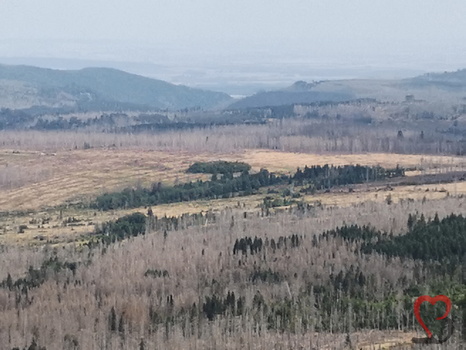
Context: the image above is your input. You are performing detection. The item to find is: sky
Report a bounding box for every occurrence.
[0,0,465,93]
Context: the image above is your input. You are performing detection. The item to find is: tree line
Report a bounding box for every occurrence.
[93,163,405,210]
[186,161,251,174]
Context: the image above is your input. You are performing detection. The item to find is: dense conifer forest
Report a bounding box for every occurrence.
[93,163,405,210]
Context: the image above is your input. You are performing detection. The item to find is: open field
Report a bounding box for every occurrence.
[1,177,464,245]
[241,150,466,173]
[302,180,466,207]
[0,194,263,245]
[0,149,212,211]
[0,147,464,245]
[0,148,464,211]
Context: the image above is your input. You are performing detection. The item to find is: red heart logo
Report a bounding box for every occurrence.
[413,295,452,339]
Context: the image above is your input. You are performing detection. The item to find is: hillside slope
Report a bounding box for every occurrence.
[0,64,232,110]
[403,68,466,90]
[231,69,466,109]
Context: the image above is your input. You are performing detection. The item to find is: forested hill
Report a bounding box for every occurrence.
[230,68,466,109]
[229,81,354,109]
[0,64,233,110]
[404,69,466,90]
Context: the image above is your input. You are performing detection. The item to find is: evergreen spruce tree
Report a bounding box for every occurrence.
[109,307,117,332]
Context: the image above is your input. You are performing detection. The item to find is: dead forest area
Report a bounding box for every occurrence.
[0,99,465,155]
[1,198,466,350]
[0,99,465,350]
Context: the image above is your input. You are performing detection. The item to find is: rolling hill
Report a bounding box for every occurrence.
[230,69,466,109]
[403,68,466,90]
[0,64,233,111]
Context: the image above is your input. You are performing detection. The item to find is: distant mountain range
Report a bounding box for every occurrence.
[230,69,466,109]
[0,64,232,111]
[1,64,466,113]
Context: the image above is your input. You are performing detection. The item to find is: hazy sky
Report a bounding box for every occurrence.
[1,0,465,91]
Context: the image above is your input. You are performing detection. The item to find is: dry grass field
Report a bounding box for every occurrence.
[0,148,464,246]
[0,195,263,245]
[2,177,465,245]
[0,148,464,211]
[0,148,212,211]
[302,181,466,207]
[241,150,466,173]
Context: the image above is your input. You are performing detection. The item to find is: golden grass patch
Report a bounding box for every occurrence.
[240,149,466,173]
[2,178,464,245]
[356,330,417,350]
[0,148,463,212]
[0,194,264,245]
[302,181,466,207]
